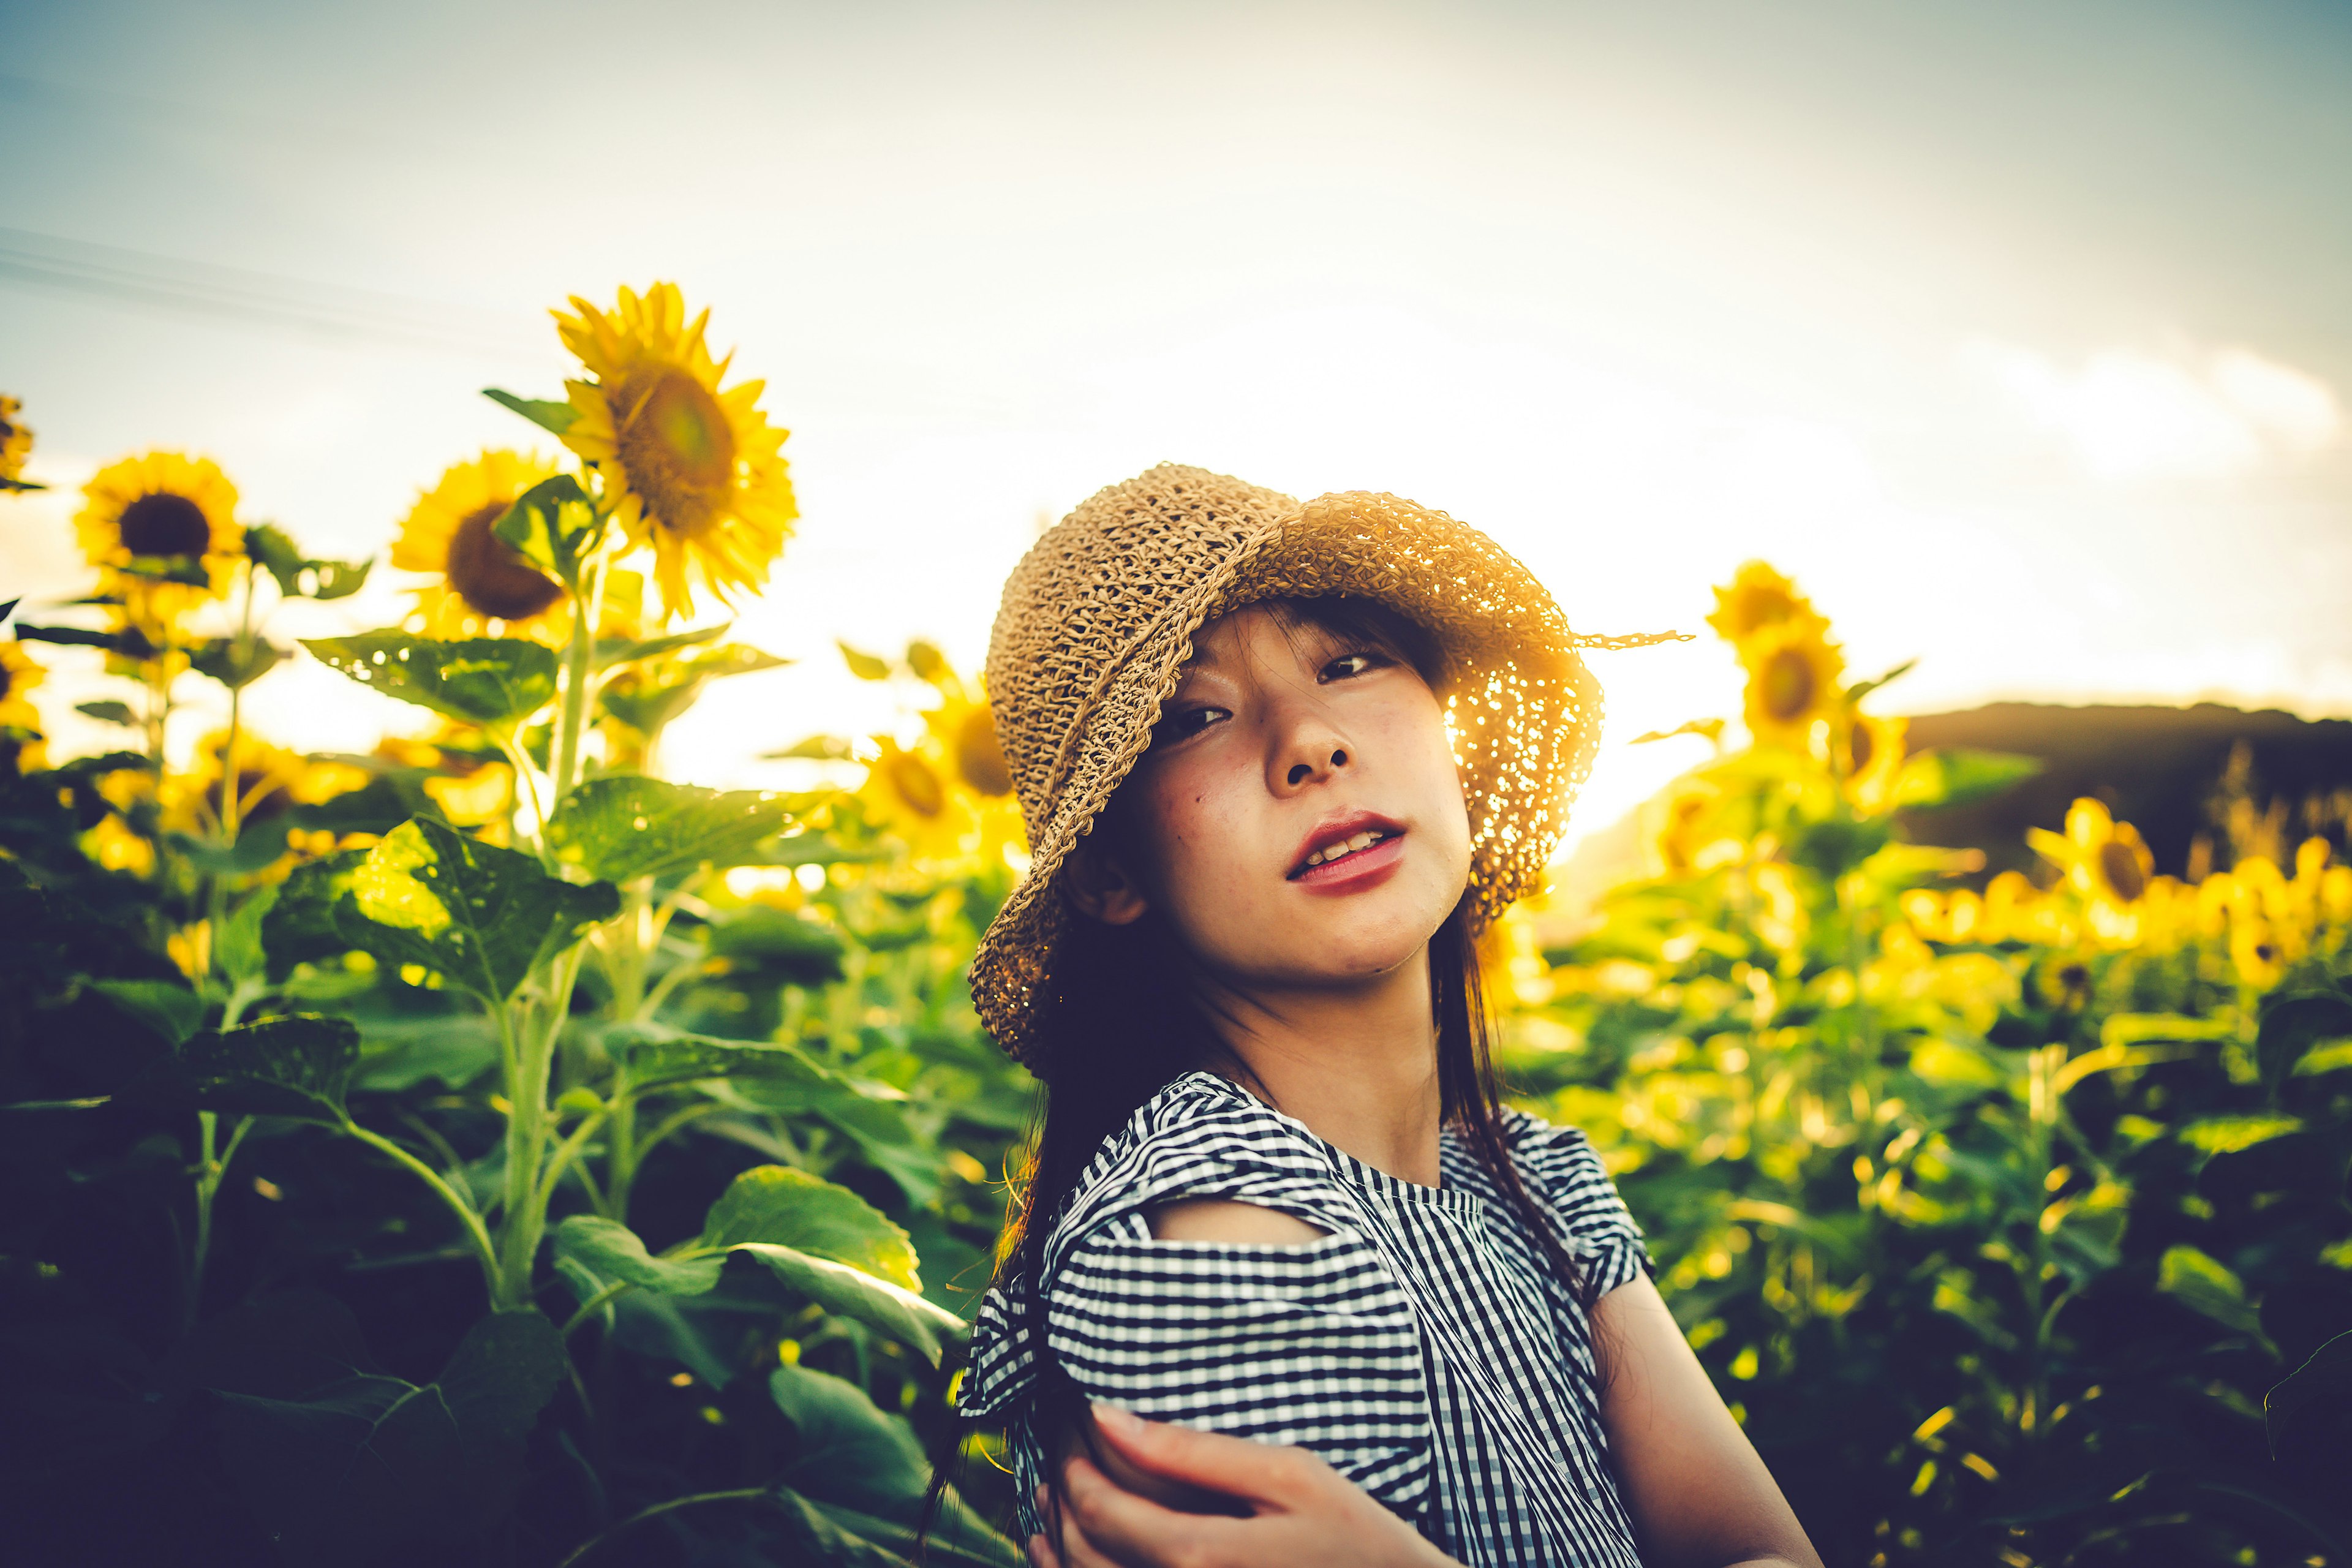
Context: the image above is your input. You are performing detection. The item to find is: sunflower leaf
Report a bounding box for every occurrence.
[17,622,156,658]
[337,817,618,1005]
[546,776,800,885]
[1892,747,2040,810]
[837,641,892,680]
[483,388,578,435]
[492,475,600,582]
[303,631,558,732]
[191,636,289,692]
[701,1166,922,1291]
[1844,658,1918,705]
[127,1015,361,1124]
[552,1215,725,1296]
[595,624,728,668]
[761,734,858,761]
[599,1022,839,1093]
[600,644,788,735]
[75,700,138,725]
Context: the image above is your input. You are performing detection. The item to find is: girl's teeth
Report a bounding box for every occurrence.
[1306,831,1385,869]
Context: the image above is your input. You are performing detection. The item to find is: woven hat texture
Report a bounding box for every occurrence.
[969,462,1605,1061]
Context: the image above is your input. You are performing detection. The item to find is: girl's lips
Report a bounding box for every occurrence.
[1290,831,1406,892]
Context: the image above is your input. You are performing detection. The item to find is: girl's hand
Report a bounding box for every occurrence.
[1029,1403,1461,1568]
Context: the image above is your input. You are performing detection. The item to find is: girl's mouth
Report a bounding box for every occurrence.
[1288,822,1408,888]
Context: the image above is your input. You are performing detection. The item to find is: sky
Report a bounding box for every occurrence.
[3,0,2348,852]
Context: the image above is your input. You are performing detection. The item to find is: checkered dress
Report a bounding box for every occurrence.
[960,1071,1651,1567]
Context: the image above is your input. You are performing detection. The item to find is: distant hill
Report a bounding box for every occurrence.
[1550,703,2352,912]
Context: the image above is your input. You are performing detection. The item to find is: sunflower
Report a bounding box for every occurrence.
[391,450,568,638]
[2029,798,2153,908]
[554,283,796,623]
[0,395,33,487]
[75,452,243,613]
[924,692,1013,799]
[1741,621,1843,751]
[0,642,47,772]
[1840,711,1908,812]
[1707,561,1824,647]
[859,736,978,864]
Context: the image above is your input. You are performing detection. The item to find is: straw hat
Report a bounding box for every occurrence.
[970,462,1628,1061]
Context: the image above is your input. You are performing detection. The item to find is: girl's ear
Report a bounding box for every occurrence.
[1063,837,1150,926]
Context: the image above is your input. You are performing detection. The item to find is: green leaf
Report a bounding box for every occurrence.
[341,818,619,1005]
[837,640,892,680]
[262,849,367,979]
[208,1306,562,1563]
[733,1244,963,1365]
[74,699,137,725]
[16,621,156,658]
[491,474,600,581]
[702,1166,921,1287]
[217,884,277,985]
[1893,747,2041,810]
[2155,1244,2274,1353]
[1844,658,1917,705]
[704,906,849,986]
[146,1015,361,1123]
[303,631,558,733]
[763,734,859,761]
[702,1167,963,1361]
[546,776,799,885]
[553,1215,725,1295]
[190,636,290,691]
[600,643,790,734]
[431,1311,567,1527]
[2179,1115,2302,1155]
[483,386,578,434]
[596,623,727,668]
[767,1366,1023,1563]
[769,1364,930,1515]
[88,978,205,1046]
[2255,992,2352,1091]
[168,823,290,876]
[601,1022,837,1092]
[244,524,374,601]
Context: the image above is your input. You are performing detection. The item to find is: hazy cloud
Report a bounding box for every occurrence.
[1966,340,2341,481]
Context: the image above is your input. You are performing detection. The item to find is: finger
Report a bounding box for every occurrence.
[1062,1452,1249,1567]
[1049,1470,1137,1568]
[1027,1533,1060,1568]
[1087,1402,1310,1503]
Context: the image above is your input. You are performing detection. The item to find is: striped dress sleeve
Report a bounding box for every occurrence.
[1034,1080,1437,1519]
[1501,1110,1653,1309]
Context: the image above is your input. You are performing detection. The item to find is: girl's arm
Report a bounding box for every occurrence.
[1591,1274,1822,1568]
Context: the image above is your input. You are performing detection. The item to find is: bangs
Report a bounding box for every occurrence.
[1252,595,1452,694]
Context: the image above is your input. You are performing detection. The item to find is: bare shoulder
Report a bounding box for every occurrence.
[1147,1199,1330,1245]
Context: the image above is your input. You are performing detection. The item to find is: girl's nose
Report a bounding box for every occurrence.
[1286,747,1348,788]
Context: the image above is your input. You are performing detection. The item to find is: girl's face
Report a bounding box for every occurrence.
[1074,602,1474,992]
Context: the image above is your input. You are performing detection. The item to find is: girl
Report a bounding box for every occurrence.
[949,466,1819,1568]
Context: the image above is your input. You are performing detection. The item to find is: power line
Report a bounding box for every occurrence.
[0,225,552,363]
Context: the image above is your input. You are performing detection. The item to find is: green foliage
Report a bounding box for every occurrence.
[304,632,559,732]
[343,818,618,1005]
[546,776,797,884]
[1502,717,2352,1564]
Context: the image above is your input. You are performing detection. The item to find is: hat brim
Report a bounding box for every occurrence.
[967,490,1600,1063]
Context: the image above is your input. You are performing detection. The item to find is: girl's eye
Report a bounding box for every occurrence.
[1150,705,1229,748]
[1320,650,1388,682]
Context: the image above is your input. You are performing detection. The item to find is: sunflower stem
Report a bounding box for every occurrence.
[552,554,604,807]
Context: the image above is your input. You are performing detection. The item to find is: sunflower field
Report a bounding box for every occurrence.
[1,301,2347,1568]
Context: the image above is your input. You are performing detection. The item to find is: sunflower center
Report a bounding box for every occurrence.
[1847,721,1874,774]
[1761,648,1817,723]
[2098,840,2147,902]
[446,500,564,622]
[956,708,1012,797]
[613,368,736,536]
[118,492,212,558]
[888,752,946,819]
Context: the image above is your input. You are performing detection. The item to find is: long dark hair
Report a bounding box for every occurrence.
[919,598,1586,1551]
